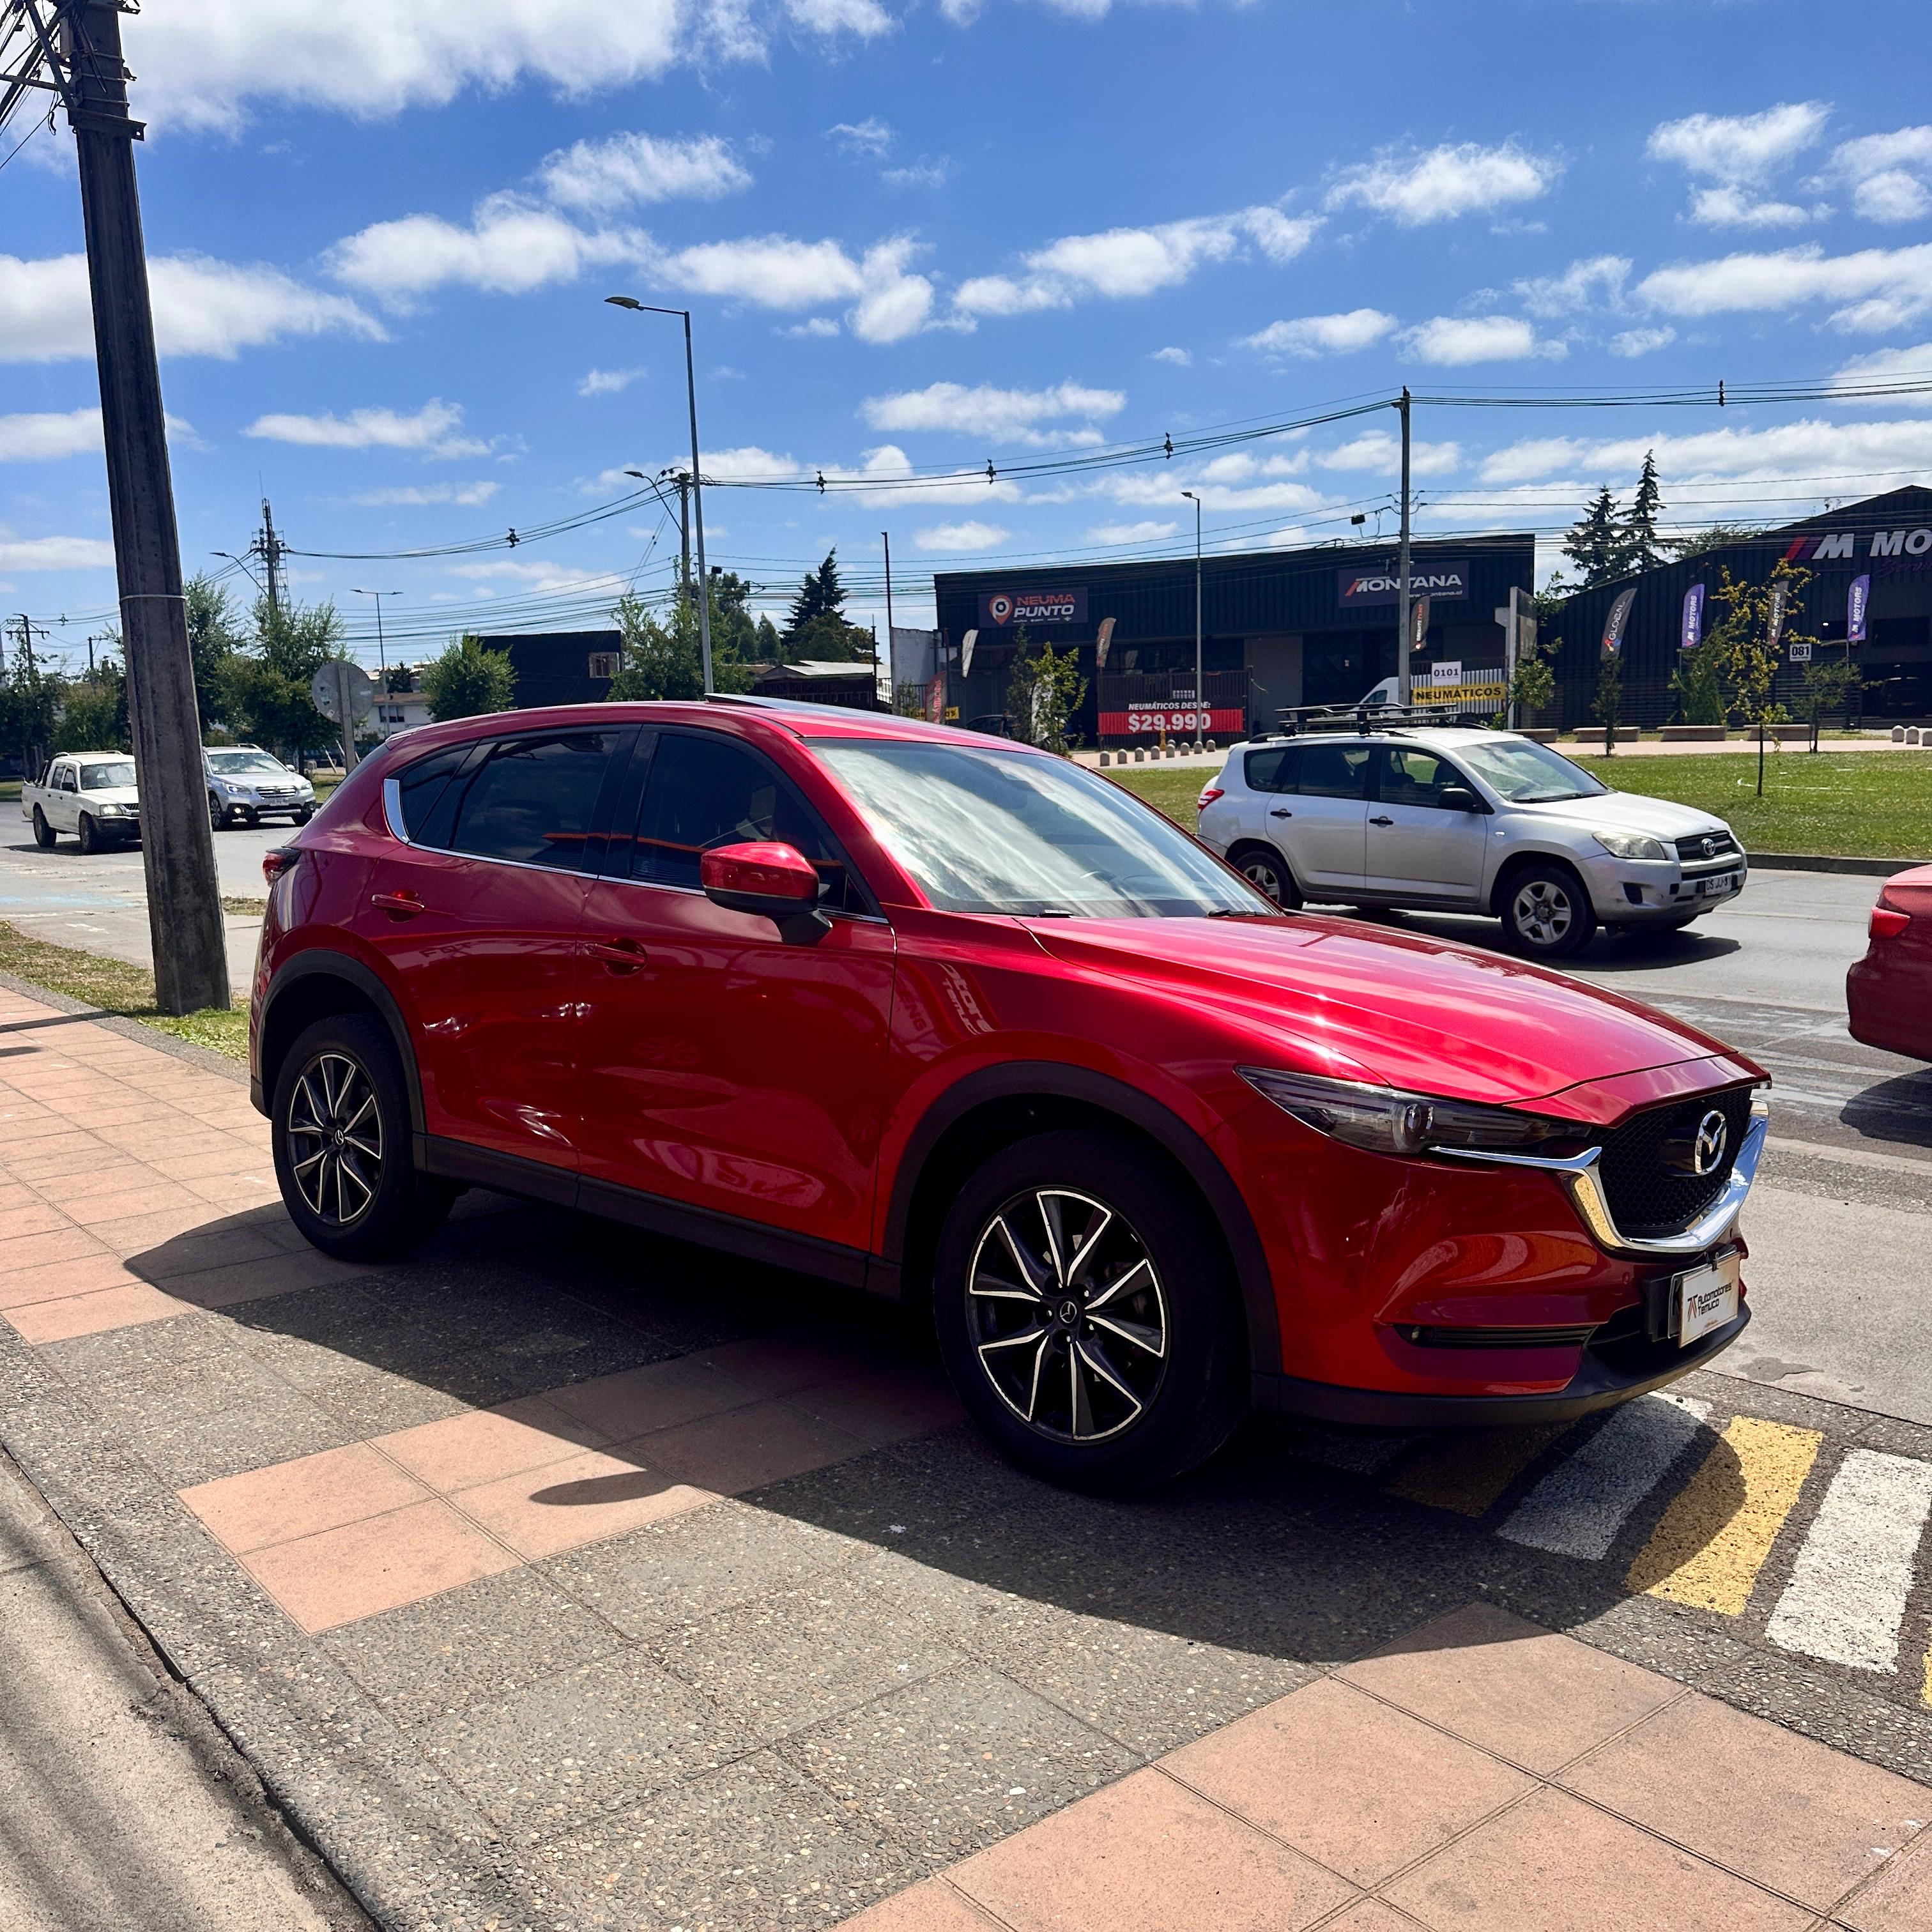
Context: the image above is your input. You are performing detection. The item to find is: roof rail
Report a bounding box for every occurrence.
[1270,702,1445,737]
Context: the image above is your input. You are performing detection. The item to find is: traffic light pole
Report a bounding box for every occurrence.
[63,0,227,1013]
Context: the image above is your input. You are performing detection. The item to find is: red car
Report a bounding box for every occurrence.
[1847,864,1932,1061]
[250,702,1767,1489]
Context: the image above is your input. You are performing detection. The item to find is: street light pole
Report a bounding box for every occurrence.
[1181,491,1204,748]
[351,589,400,734]
[1395,386,1413,707]
[605,296,712,693]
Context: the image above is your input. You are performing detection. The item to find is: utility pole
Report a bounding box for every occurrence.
[882,531,896,648]
[256,498,286,616]
[351,589,400,733]
[12,615,49,779]
[676,472,691,597]
[58,0,228,1012]
[1181,491,1204,748]
[1395,386,1413,707]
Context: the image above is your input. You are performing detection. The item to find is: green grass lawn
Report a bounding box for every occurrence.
[1114,749,1932,859]
[0,923,245,1060]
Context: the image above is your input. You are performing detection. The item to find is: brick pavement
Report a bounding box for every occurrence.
[2,981,1932,1930]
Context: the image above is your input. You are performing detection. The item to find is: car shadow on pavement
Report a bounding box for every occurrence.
[1841,1067,1932,1149]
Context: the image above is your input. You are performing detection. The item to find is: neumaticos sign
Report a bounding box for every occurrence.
[1785,527,1932,566]
[979,588,1087,626]
[1338,562,1469,606]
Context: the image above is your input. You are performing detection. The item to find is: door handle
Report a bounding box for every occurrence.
[1269,808,1292,818]
[370,891,424,917]
[1369,815,1395,827]
[589,936,648,974]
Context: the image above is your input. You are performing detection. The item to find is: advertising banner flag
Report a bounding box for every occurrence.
[1095,616,1117,669]
[1681,583,1706,651]
[960,628,978,677]
[1410,595,1431,648]
[1768,582,1788,650]
[1601,586,1637,657]
[1848,574,1871,644]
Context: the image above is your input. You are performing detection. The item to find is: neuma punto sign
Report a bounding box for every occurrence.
[1338,561,1469,606]
[979,588,1087,625]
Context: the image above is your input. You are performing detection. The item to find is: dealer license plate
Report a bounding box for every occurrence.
[1698,871,1740,897]
[1675,1248,1741,1346]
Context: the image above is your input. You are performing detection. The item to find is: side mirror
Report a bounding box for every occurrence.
[700,841,828,939]
[1438,785,1483,814]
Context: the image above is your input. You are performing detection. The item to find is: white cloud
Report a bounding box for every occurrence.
[882,161,947,189]
[1610,326,1676,358]
[539,132,751,210]
[579,367,645,397]
[447,560,615,590]
[914,519,1008,551]
[782,317,842,338]
[1400,315,1560,365]
[0,252,381,364]
[0,408,100,461]
[848,238,935,342]
[1315,431,1460,477]
[1686,185,1815,229]
[698,445,804,482]
[862,379,1124,445]
[828,118,893,153]
[1648,102,1830,180]
[954,206,1316,317]
[125,0,700,135]
[790,0,895,36]
[1853,171,1932,224]
[1326,142,1560,226]
[243,399,489,457]
[350,481,502,507]
[325,194,639,307]
[0,531,116,571]
[1101,466,1321,515]
[1636,242,1932,330]
[1088,519,1176,544]
[1513,255,1630,319]
[1149,346,1191,365]
[1832,341,1932,408]
[1478,415,1932,487]
[1828,127,1932,224]
[1243,308,1395,356]
[829,443,1024,507]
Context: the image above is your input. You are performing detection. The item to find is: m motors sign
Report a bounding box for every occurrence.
[1786,526,1932,566]
[979,587,1088,626]
[1338,561,1469,606]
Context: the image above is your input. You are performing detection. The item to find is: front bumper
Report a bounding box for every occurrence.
[1584,854,1747,923]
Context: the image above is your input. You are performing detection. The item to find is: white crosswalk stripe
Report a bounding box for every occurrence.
[1499,1393,1710,1560]
[1765,1449,1932,1673]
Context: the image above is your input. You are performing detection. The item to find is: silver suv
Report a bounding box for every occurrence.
[1195,725,1746,960]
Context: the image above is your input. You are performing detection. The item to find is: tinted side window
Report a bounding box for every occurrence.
[631,732,859,908]
[1377,746,1469,809]
[445,732,623,871]
[1296,742,1372,799]
[1244,746,1299,793]
[393,744,475,850]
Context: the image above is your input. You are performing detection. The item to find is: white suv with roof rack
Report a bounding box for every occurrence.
[1195,720,1747,960]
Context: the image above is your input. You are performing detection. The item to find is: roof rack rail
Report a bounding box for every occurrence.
[1269,702,1444,738]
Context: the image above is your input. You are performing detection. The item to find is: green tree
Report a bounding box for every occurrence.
[609,589,757,700]
[1706,560,1809,795]
[1666,521,1768,561]
[1670,636,1726,726]
[1005,629,1086,751]
[779,549,870,662]
[1563,486,1627,588]
[54,677,125,753]
[1622,450,1665,574]
[1800,657,1863,747]
[185,574,244,734]
[1591,652,1623,755]
[0,629,64,774]
[422,634,516,721]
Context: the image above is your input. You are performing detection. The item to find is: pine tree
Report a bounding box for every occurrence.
[1563,487,1625,588]
[1622,450,1665,574]
[782,550,845,650]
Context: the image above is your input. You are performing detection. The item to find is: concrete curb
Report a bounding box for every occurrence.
[1747,853,1922,878]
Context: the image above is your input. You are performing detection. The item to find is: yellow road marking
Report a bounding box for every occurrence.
[1625,1414,1821,1613]
[1386,1426,1573,1517]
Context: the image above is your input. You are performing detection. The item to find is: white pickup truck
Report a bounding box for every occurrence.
[22,752,141,853]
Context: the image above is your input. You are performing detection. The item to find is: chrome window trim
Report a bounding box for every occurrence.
[381,776,408,843]
[1434,1108,1768,1260]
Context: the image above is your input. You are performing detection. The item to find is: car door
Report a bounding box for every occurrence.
[573,726,896,1262]
[52,763,79,831]
[360,726,632,1187]
[1363,745,1489,901]
[1278,739,1371,892]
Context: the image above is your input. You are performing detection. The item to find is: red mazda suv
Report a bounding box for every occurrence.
[250,700,1767,1487]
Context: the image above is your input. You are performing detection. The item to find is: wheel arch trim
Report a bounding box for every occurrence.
[256,951,424,1135]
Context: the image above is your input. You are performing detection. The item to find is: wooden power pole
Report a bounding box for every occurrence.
[59,0,228,1013]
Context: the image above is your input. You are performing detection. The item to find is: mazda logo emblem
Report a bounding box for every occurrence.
[1691,1109,1728,1177]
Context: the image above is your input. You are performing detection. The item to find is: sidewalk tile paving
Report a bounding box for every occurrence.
[2,980,1932,1928]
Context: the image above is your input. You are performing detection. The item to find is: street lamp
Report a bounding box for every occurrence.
[350,589,401,735]
[606,295,712,693]
[1181,491,1204,749]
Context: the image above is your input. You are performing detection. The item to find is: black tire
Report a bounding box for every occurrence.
[933,1130,1246,1492]
[1498,858,1597,960]
[76,813,99,855]
[271,1014,454,1261]
[294,804,315,825]
[208,793,227,829]
[1227,841,1302,910]
[30,806,54,849]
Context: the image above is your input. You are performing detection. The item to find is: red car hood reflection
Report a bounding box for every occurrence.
[1025,913,1744,1109]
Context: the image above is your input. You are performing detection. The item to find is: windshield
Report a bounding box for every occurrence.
[79,760,135,790]
[1458,739,1610,804]
[818,739,1271,918]
[206,750,286,776]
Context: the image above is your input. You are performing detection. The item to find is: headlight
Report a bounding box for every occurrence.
[99,802,130,818]
[1594,829,1669,862]
[1239,1066,1579,1159]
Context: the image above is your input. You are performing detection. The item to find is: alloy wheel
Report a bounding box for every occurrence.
[1512,878,1574,949]
[1241,855,1285,903]
[286,1050,383,1227]
[967,1188,1168,1443]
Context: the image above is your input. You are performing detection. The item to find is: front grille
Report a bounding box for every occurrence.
[1675,831,1740,866]
[1594,1087,1754,1238]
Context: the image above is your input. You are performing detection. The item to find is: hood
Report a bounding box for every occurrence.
[1026,913,1746,1110]
[1514,788,1728,840]
[83,785,140,807]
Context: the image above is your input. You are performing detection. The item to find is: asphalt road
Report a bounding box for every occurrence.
[0,816,1926,1422]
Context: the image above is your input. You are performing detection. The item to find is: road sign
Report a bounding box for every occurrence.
[310,660,374,723]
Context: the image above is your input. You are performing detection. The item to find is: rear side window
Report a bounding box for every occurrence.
[1243,746,1299,793]
[446,732,624,871]
[1296,742,1372,799]
[627,731,862,909]
[392,744,475,850]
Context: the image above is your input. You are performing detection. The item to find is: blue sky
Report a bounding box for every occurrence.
[4,0,1932,673]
